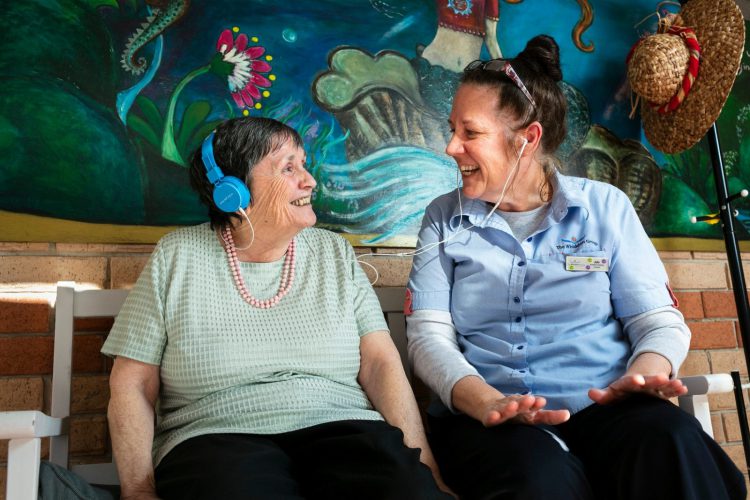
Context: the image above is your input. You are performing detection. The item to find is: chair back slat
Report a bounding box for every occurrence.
[49,282,128,469]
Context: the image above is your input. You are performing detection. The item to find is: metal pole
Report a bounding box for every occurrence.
[706,123,750,465]
[706,124,750,364]
[731,371,750,475]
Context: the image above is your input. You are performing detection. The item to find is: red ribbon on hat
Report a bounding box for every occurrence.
[626,25,701,114]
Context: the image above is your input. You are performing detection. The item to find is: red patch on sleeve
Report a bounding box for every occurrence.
[404,288,413,316]
[666,282,679,308]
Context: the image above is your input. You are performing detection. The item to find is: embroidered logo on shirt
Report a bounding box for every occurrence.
[555,234,600,251]
[404,288,413,316]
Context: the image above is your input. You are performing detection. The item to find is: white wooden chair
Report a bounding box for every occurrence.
[1,282,128,500]
[0,283,738,499]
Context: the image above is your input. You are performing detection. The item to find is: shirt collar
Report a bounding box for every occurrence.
[548,170,590,222]
[448,170,591,229]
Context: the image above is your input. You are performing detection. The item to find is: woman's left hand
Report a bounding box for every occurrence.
[588,373,688,405]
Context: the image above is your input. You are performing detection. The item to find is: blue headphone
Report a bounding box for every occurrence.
[201,132,251,212]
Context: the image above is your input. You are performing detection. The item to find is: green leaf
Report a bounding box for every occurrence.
[176,101,212,154]
[135,95,163,136]
[185,120,224,158]
[127,114,160,150]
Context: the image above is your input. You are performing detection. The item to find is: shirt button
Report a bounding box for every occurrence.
[526,237,533,242]
[515,316,522,323]
[513,296,521,303]
[517,345,524,350]
[519,370,526,374]
[518,261,526,267]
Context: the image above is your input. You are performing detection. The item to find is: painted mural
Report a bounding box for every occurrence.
[0,0,748,246]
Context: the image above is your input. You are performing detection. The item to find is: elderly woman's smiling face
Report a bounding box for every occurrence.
[246,138,317,232]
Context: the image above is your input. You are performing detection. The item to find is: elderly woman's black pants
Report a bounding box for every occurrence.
[428,394,746,500]
[154,419,451,500]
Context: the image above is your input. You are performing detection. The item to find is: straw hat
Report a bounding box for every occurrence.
[626,0,745,154]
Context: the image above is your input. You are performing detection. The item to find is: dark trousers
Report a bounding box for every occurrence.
[154,419,451,500]
[429,395,746,500]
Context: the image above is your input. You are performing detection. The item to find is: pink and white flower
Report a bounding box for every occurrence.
[214,29,273,109]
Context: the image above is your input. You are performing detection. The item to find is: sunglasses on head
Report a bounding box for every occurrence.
[464,59,537,108]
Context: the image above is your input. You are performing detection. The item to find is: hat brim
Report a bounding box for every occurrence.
[641,0,745,154]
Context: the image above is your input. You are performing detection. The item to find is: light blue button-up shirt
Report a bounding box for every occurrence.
[407,172,674,413]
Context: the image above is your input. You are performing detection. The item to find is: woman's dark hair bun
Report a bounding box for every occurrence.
[515,34,563,82]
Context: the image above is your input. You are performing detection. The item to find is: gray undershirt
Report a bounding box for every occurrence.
[496,203,549,242]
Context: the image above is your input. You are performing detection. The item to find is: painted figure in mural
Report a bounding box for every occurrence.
[421,0,594,73]
[102,117,453,499]
[421,0,503,73]
[406,35,746,499]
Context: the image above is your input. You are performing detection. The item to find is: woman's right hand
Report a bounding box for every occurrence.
[452,376,570,427]
[479,394,570,427]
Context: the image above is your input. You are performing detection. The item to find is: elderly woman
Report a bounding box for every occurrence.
[406,35,745,500]
[103,117,450,499]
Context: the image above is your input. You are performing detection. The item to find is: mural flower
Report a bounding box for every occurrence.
[160,27,276,166]
[214,29,273,110]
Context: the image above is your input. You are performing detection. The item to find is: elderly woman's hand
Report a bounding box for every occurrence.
[480,394,571,427]
[588,373,688,405]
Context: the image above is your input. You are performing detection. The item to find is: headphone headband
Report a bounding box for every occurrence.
[201,132,225,185]
[201,131,251,212]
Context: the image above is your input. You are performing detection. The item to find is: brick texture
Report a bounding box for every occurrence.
[0,337,53,375]
[674,291,703,319]
[74,317,114,332]
[702,291,739,318]
[359,255,413,287]
[0,243,49,252]
[0,377,43,410]
[709,390,748,411]
[710,350,748,377]
[688,321,737,349]
[73,335,108,373]
[0,295,50,333]
[71,375,110,414]
[664,261,728,289]
[110,256,149,288]
[56,243,154,254]
[712,413,726,443]
[722,411,750,443]
[69,415,108,455]
[679,350,710,377]
[0,257,107,291]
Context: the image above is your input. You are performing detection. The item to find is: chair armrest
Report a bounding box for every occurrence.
[0,411,66,439]
[680,374,734,396]
[677,374,734,438]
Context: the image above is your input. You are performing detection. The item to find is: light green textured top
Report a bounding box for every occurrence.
[101,224,388,466]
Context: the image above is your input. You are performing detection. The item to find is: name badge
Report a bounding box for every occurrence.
[565,255,609,272]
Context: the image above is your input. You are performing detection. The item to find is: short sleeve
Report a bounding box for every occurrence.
[407,202,454,312]
[346,242,389,337]
[101,242,167,365]
[608,190,674,318]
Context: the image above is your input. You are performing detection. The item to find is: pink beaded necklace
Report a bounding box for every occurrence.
[221,226,296,309]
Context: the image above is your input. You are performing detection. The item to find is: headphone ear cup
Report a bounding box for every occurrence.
[213,176,251,213]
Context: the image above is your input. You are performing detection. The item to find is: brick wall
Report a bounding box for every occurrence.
[1,243,749,497]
